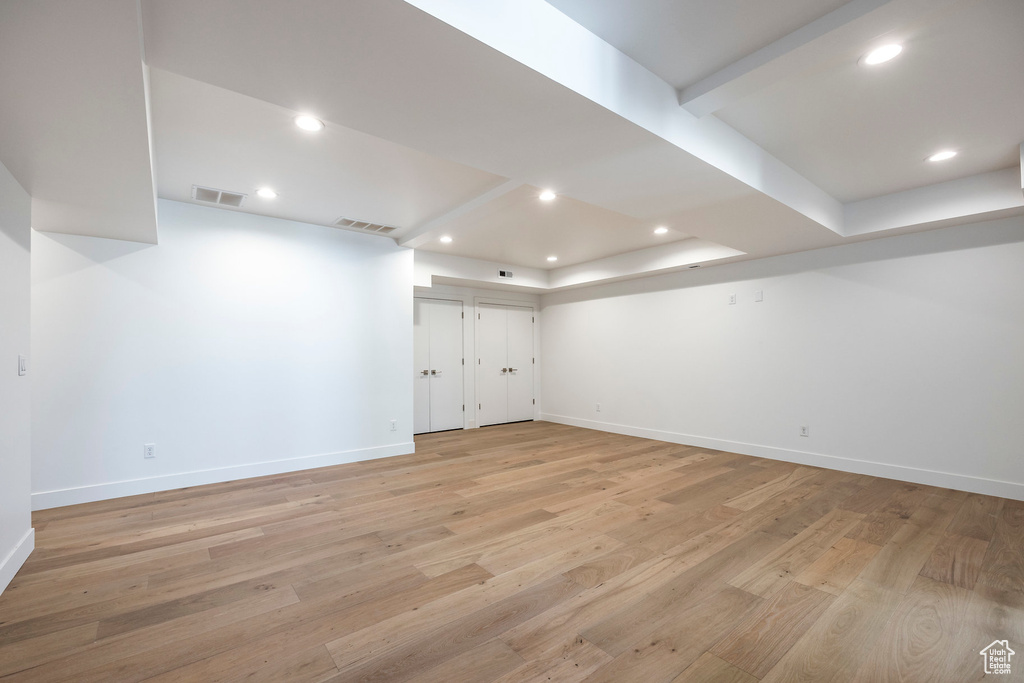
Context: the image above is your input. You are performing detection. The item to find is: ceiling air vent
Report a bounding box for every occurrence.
[191,185,247,207]
[333,217,399,235]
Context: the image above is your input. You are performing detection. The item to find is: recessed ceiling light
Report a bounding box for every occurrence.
[862,43,903,66]
[539,189,557,201]
[294,115,325,132]
[439,235,453,243]
[654,226,669,235]
[927,149,958,162]
[256,188,278,199]
[547,256,558,262]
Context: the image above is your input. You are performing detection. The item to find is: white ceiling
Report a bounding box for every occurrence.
[420,184,690,268]
[547,0,1024,205]
[715,0,1024,202]
[151,69,504,237]
[138,0,758,219]
[545,0,851,90]
[140,0,827,271]
[0,0,1021,290]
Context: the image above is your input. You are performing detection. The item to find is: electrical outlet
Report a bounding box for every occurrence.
[144,443,156,459]
[389,419,397,432]
[754,290,764,302]
[728,293,736,305]
[799,426,809,437]
[596,403,601,412]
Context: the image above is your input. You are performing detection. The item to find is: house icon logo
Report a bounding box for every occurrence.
[980,640,1015,674]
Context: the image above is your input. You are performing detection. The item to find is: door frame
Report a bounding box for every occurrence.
[472,297,537,428]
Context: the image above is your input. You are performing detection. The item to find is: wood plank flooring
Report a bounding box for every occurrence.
[1,421,1022,681]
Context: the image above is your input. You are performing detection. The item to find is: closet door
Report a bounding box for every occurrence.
[476,303,535,427]
[427,299,464,431]
[505,306,534,423]
[414,298,464,434]
[476,304,509,427]
[413,298,432,434]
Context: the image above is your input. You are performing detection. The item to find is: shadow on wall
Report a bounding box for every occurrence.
[33,231,156,279]
[0,210,30,253]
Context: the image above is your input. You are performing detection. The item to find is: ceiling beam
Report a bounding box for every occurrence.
[398,179,523,249]
[547,238,745,290]
[844,168,1024,237]
[0,0,159,243]
[679,0,965,118]
[404,0,844,234]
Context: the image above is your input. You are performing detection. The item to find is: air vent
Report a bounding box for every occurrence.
[498,270,514,279]
[191,185,247,207]
[332,216,399,235]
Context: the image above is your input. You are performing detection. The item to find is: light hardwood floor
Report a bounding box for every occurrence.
[1,422,1021,681]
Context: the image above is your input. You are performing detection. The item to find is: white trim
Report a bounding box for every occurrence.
[0,528,35,595]
[540,413,1024,501]
[473,296,535,309]
[31,442,415,511]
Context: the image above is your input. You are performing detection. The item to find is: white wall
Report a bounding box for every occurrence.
[541,215,1024,500]
[0,159,33,592]
[32,199,414,509]
[414,283,541,429]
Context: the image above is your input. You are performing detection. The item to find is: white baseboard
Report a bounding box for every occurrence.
[31,442,416,510]
[0,528,35,595]
[540,413,1024,501]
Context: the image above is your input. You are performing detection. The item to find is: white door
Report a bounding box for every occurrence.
[476,303,534,426]
[428,299,464,431]
[506,306,535,422]
[477,304,509,427]
[413,298,464,434]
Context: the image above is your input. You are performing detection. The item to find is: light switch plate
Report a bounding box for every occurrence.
[18,355,27,376]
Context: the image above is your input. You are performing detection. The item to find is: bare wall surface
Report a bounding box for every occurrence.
[31,200,414,508]
[541,215,1024,499]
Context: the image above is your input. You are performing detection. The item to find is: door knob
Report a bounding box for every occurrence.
[509,367,518,372]
[430,369,436,375]
[420,370,429,376]
[501,368,508,373]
